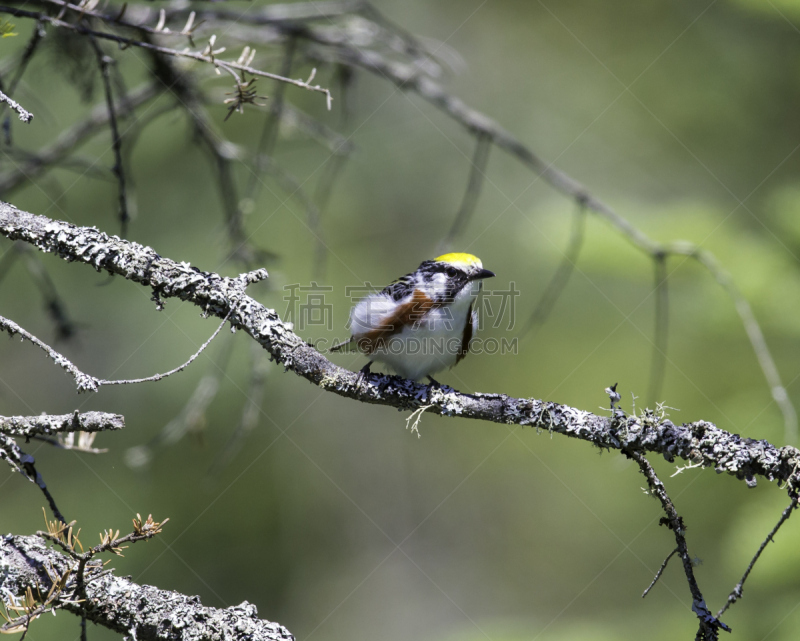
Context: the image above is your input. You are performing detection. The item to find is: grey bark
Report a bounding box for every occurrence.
[0,534,295,641]
[1,200,798,494]
[0,411,124,437]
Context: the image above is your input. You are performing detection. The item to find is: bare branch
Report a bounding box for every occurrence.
[99,309,233,386]
[648,254,669,406]
[0,534,295,641]
[0,434,66,522]
[520,204,586,336]
[87,37,129,235]
[628,449,730,639]
[642,547,678,598]
[0,5,333,108]
[0,411,124,437]
[440,131,491,251]
[717,496,799,618]
[2,202,799,495]
[0,308,234,392]
[0,314,98,392]
[0,88,33,123]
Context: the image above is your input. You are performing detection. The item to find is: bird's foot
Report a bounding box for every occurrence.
[426,375,455,396]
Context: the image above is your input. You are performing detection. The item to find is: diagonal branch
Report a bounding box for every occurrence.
[2,201,799,496]
[0,89,33,123]
[717,495,799,618]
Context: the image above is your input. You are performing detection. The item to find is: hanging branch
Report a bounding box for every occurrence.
[519,204,586,336]
[440,131,491,251]
[0,308,236,393]
[648,253,669,405]
[87,37,130,236]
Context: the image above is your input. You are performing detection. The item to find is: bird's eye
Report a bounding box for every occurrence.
[446,267,457,278]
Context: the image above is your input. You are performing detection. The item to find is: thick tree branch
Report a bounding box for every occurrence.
[0,411,124,437]
[1,201,799,495]
[0,534,295,641]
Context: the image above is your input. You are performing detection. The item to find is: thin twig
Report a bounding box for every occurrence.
[0,89,33,123]
[0,433,67,523]
[312,152,348,278]
[0,6,333,108]
[716,496,799,618]
[519,204,586,336]
[209,340,268,474]
[628,449,730,639]
[126,337,234,469]
[20,249,77,340]
[87,36,129,236]
[647,254,669,406]
[440,131,491,251]
[0,309,232,392]
[642,547,678,598]
[0,314,99,392]
[101,310,231,386]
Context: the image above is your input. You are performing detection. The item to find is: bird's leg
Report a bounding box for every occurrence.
[426,375,454,395]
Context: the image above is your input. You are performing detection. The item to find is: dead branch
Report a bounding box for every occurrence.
[0,5,333,108]
[628,449,730,639]
[0,411,124,437]
[0,534,294,641]
[0,88,32,122]
[2,201,798,496]
[0,309,233,392]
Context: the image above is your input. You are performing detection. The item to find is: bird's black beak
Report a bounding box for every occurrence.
[471,268,495,281]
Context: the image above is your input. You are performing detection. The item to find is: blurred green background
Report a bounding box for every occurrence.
[2,1,800,640]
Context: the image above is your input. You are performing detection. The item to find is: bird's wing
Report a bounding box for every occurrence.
[380,272,416,301]
[354,289,439,354]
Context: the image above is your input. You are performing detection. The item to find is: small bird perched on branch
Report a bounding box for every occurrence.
[331,253,495,381]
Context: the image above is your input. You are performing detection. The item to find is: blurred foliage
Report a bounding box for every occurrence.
[2,1,800,640]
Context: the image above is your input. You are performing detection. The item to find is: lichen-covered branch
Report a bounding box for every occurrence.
[0,88,32,122]
[2,201,799,495]
[0,534,295,641]
[0,411,124,437]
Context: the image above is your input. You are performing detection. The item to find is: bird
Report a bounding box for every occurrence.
[331,253,495,382]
